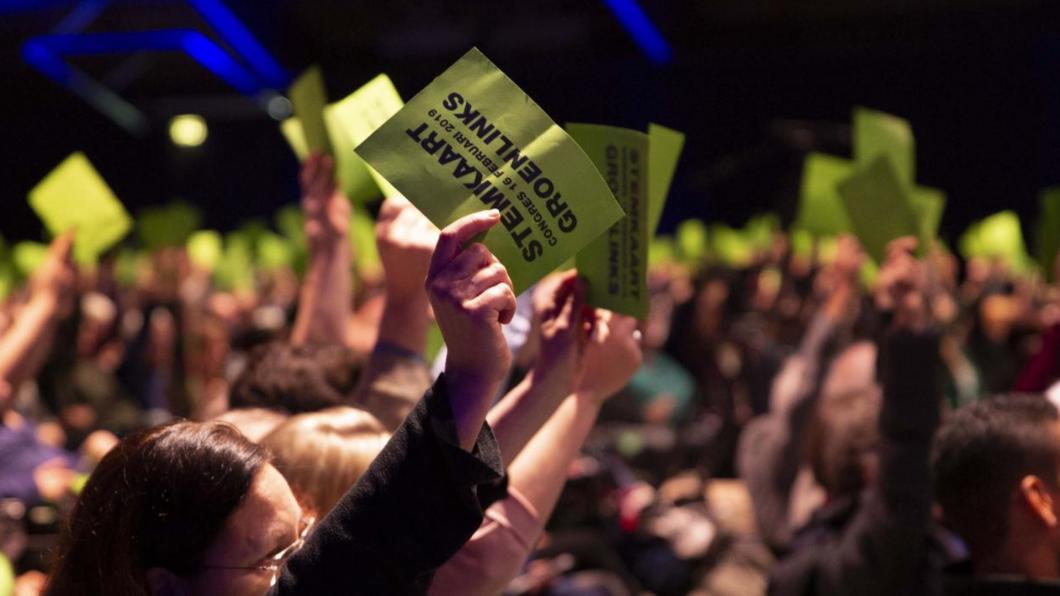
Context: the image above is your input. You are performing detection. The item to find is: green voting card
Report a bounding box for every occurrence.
[330,74,405,199]
[187,230,222,272]
[570,124,649,319]
[960,211,1032,273]
[796,153,854,237]
[853,107,915,186]
[282,75,404,204]
[676,219,709,265]
[836,157,920,263]
[355,47,624,293]
[647,123,685,236]
[1037,188,1060,280]
[13,242,48,278]
[138,201,202,250]
[910,186,946,247]
[28,152,132,264]
[288,66,333,156]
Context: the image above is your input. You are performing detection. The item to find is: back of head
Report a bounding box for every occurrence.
[808,386,882,498]
[932,394,1060,565]
[261,406,390,516]
[229,341,363,414]
[46,421,266,596]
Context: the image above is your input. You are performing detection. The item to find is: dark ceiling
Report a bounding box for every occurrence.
[2,0,1060,244]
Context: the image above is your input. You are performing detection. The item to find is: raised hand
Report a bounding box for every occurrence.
[877,236,930,332]
[300,153,349,248]
[376,196,439,303]
[575,310,643,404]
[530,271,592,396]
[31,231,76,307]
[427,210,517,448]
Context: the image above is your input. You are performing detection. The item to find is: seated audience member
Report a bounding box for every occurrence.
[934,394,1060,594]
[767,238,946,596]
[44,209,517,595]
[261,407,390,515]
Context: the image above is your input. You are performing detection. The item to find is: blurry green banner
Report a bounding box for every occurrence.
[570,123,649,319]
[355,47,624,293]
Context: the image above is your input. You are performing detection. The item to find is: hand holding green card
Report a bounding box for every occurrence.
[355,47,625,293]
[570,123,649,319]
[28,152,132,264]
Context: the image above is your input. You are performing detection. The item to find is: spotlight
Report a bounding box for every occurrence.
[169,114,208,147]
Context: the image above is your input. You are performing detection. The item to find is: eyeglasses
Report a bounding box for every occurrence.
[202,515,316,587]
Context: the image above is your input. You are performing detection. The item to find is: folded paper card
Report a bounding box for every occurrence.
[647,123,685,236]
[282,74,404,204]
[138,201,202,250]
[837,156,920,263]
[28,152,132,264]
[355,47,624,293]
[854,107,915,186]
[288,66,333,156]
[570,123,649,319]
[795,152,854,237]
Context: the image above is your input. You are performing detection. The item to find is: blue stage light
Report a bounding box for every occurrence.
[602,0,673,64]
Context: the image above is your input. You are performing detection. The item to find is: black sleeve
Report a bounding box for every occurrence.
[817,329,944,596]
[272,373,508,595]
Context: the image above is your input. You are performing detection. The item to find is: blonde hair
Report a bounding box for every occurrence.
[261,406,390,515]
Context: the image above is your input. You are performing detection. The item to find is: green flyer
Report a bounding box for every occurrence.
[288,65,333,156]
[282,74,404,204]
[836,156,920,263]
[138,200,202,250]
[570,123,649,319]
[647,123,685,235]
[853,107,915,186]
[28,152,132,264]
[330,74,404,198]
[795,152,853,237]
[355,47,624,293]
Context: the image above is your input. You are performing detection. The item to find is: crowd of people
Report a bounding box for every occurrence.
[1,151,1059,595]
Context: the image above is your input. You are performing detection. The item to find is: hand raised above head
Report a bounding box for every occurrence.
[428,210,516,387]
[376,196,439,303]
[576,310,643,404]
[300,153,349,247]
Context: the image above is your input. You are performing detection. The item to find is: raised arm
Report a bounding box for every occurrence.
[486,271,591,463]
[274,210,516,594]
[290,153,352,346]
[0,232,75,399]
[737,236,860,550]
[349,197,438,430]
[821,237,943,596]
[430,310,643,596]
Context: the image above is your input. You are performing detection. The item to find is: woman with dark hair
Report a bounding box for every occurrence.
[46,421,302,595]
[43,209,525,595]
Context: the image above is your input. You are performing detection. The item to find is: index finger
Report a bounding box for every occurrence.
[49,230,75,262]
[429,209,501,277]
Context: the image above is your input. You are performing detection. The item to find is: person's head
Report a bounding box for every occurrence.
[229,341,362,414]
[46,421,308,596]
[261,407,390,516]
[933,394,1060,577]
[214,407,290,443]
[808,386,882,498]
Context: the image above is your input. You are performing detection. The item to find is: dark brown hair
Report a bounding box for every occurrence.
[229,341,363,413]
[932,394,1060,561]
[45,421,267,596]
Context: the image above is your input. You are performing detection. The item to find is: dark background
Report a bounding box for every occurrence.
[2,0,1060,246]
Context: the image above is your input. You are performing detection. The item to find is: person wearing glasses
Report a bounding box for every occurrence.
[43,211,521,595]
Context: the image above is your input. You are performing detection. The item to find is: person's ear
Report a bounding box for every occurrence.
[1019,475,1058,528]
[145,567,190,596]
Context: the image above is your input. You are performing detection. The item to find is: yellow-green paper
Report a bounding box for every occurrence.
[282,74,404,204]
[28,152,132,263]
[288,66,333,156]
[355,47,625,293]
[836,157,920,263]
[647,123,685,236]
[795,153,853,237]
[570,124,649,319]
